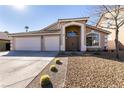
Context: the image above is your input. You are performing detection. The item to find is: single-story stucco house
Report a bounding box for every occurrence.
[0,32,10,51]
[9,17,111,51]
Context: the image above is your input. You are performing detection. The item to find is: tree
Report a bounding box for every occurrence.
[95,5,124,60]
[24,26,29,32]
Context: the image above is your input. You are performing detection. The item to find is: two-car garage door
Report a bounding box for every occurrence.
[15,37,41,51]
[15,36,60,51]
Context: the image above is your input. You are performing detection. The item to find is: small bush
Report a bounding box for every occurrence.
[93,48,101,55]
[40,75,51,87]
[50,65,58,72]
[95,48,102,52]
[70,52,77,55]
[55,59,62,65]
[94,52,101,55]
[59,51,65,55]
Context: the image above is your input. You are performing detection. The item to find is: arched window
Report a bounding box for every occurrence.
[86,32,100,47]
[67,31,78,37]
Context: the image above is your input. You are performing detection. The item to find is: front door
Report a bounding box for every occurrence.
[66,31,79,51]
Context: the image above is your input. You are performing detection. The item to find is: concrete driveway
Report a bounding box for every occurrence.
[0,51,58,88]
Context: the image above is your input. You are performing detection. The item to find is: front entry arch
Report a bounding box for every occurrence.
[65,25,81,51]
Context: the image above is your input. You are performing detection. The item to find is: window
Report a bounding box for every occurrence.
[67,31,77,37]
[86,32,99,46]
[108,34,112,40]
[104,35,108,42]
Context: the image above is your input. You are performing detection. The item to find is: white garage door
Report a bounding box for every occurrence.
[44,36,60,51]
[15,37,41,51]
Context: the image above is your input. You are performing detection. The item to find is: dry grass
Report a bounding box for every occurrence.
[64,51,124,88]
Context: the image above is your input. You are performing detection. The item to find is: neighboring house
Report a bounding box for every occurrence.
[0,32,10,51]
[9,17,110,51]
[97,9,124,50]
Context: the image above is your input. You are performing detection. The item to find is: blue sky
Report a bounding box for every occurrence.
[0,5,99,33]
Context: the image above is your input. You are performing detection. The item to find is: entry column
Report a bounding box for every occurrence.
[60,27,65,51]
[81,24,86,51]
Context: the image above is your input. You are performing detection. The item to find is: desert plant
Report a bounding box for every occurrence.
[50,65,58,72]
[55,59,62,65]
[40,75,52,87]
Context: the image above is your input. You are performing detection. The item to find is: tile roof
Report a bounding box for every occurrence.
[0,32,10,40]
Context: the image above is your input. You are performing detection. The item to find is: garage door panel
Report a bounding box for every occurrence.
[15,37,41,51]
[44,36,60,51]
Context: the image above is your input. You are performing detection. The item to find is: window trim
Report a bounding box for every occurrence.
[86,30,101,48]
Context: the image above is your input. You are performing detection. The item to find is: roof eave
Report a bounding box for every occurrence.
[86,25,111,34]
[9,32,61,37]
[58,17,89,22]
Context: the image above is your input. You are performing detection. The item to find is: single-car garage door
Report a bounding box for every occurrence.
[15,37,41,51]
[44,36,60,51]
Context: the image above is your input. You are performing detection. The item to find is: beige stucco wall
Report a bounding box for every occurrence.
[107,25,124,50]
[97,10,124,50]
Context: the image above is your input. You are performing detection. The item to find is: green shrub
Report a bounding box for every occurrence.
[70,52,77,55]
[50,65,58,72]
[93,48,101,55]
[59,51,65,55]
[40,75,51,87]
[95,48,101,52]
[94,52,101,55]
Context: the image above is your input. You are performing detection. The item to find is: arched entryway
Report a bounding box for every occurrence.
[65,25,81,51]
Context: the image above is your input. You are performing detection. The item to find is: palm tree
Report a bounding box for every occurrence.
[25,26,29,32]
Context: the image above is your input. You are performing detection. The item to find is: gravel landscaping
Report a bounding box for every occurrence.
[64,51,124,88]
[26,56,68,88]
